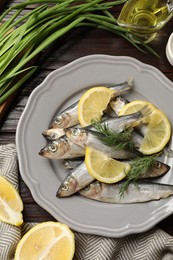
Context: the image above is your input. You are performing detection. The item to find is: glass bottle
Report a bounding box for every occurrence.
[117,0,173,43]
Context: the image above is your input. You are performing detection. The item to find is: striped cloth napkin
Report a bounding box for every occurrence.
[1,143,173,260]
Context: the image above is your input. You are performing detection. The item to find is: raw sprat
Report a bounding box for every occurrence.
[49,78,133,129]
[118,100,172,154]
[57,158,170,198]
[39,80,172,203]
[79,180,173,204]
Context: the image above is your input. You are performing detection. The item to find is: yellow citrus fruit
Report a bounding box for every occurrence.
[0,176,23,226]
[78,86,115,127]
[118,99,156,124]
[118,100,156,116]
[138,108,171,154]
[119,100,171,154]
[85,147,131,183]
[14,221,75,260]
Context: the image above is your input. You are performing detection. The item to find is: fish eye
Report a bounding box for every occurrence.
[55,117,61,125]
[83,186,90,191]
[154,161,162,169]
[48,144,57,153]
[50,133,57,140]
[61,184,69,191]
[72,128,80,136]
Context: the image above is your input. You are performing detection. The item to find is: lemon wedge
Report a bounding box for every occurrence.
[138,108,171,154]
[118,99,156,123]
[0,176,23,226]
[119,100,171,154]
[78,86,115,127]
[118,100,156,116]
[14,221,75,260]
[85,147,131,183]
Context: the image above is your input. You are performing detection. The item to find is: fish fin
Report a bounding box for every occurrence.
[127,77,134,88]
[109,77,134,94]
[163,146,173,158]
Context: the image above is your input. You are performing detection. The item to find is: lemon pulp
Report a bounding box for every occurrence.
[0,176,23,226]
[14,221,75,260]
[85,147,131,183]
[78,86,115,127]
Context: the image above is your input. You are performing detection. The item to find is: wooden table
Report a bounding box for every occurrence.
[1,0,173,236]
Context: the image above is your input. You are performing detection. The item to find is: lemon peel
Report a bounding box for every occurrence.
[14,221,75,260]
[85,147,131,183]
[78,86,115,127]
[0,176,23,226]
[119,100,171,154]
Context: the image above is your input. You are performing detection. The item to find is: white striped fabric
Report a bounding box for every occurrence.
[1,144,173,260]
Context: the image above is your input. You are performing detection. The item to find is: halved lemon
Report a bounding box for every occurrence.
[14,221,75,260]
[138,108,171,154]
[0,176,23,226]
[78,86,115,127]
[85,147,131,183]
[119,100,171,154]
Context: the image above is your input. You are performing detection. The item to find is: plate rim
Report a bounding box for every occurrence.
[16,54,173,237]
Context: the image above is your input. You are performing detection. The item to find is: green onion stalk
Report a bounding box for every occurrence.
[0,0,158,105]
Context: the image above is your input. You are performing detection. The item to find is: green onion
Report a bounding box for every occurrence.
[0,0,159,105]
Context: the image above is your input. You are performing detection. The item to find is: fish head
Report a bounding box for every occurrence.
[65,127,88,147]
[149,161,170,177]
[39,137,70,159]
[56,176,78,197]
[42,129,59,141]
[42,128,64,141]
[50,113,71,128]
[80,181,102,199]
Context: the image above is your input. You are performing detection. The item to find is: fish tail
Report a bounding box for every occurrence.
[130,105,153,128]
[109,77,134,95]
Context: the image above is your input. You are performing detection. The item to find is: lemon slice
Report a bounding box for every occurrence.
[0,176,23,226]
[85,147,131,183]
[14,221,75,260]
[139,108,171,154]
[119,100,171,154]
[78,86,115,127]
[119,99,156,123]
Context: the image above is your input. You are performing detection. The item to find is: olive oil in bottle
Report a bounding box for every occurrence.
[117,0,173,42]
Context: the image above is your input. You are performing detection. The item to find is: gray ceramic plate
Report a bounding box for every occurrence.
[16,55,173,237]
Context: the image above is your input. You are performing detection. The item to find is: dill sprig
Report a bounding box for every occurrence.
[91,119,135,151]
[119,153,161,196]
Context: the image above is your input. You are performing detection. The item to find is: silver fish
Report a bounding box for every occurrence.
[57,160,170,197]
[109,96,129,116]
[79,181,173,204]
[110,97,149,136]
[90,106,149,133]
[57,162,94,197]
[43,125,83,141]
[139,160,170,178]
[50,100,79,129]
[42,128,65,141]
[65,128,135,159]
[39,136,85,159]
[64,107,151,159]
[64,159,83,169]
[50,78,133,129]
[65,158,170,177]
[111,97,173,157]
